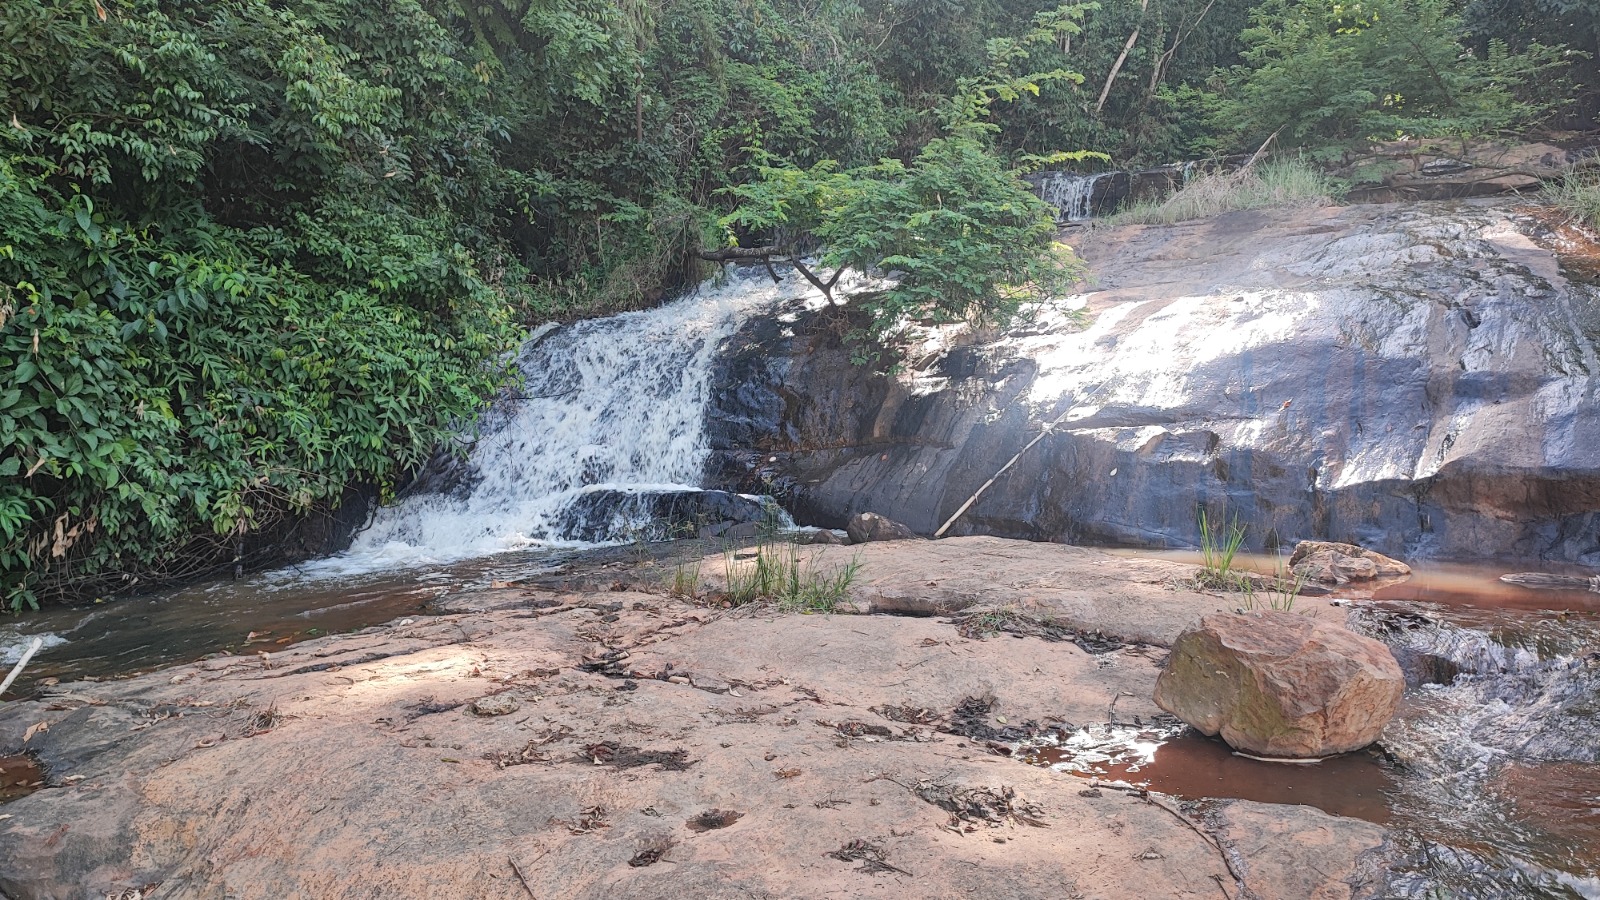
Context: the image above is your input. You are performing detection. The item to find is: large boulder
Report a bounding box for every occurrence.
[1154,611,1404,759]
[1289,541,1410,585]
[846,512,918,545]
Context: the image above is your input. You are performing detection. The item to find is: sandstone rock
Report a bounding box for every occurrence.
[1213,801,1389,900]
[0,578,1336,900]
[469,694,518,717]
[1154,611,1403,758]
[1290,541,1411,585]
[846,512,918,544]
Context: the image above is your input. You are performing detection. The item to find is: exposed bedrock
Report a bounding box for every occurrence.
[708,200,1600,563]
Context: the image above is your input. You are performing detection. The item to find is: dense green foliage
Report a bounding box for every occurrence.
[1211,0,1568,153]
[1,0,519,607]
[0,0,1589,606]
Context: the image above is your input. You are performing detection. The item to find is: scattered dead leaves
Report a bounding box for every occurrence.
[828,839,913,877]
[580,741,694,772]
[484,740,555,769]
[911,780,1048,832]
[628,834,676,868]
[871,704,942,726]
[685,809,743,832]
[561,805,609,835]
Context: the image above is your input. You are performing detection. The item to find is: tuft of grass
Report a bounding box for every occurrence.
[1195,508,1250,592]
[667,554,703,599]
[1241,559,1305,613]
[722,539,862,613]
[1194,508,1307,611]
[1543,170,1600,231]
[1109,157,1340,226]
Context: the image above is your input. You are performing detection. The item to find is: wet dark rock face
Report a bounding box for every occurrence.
[555,488,770,543]
[707,201,1600,564]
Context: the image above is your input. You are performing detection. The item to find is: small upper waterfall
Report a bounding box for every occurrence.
[318,269,826,573]
[1037,171,1109,222]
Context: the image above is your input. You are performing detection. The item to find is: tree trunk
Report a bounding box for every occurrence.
[1095,0,1149,115]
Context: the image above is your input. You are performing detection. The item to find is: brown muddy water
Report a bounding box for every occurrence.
[1021,726,1396,824]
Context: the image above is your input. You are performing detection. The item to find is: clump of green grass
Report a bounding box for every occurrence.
[666,553,703,599]
[1543,169,1600,230]
[723,539,862,613]
[1195,508,1250,592]
[1109,157,1340,226]
[1194,508,1306,612]
[1242,560,1305,613]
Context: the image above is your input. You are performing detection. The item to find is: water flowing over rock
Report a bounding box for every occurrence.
[1350,604,1600,763]
[709,201,1600,564]
[1154,611,1404,758]
[317,270,831,573]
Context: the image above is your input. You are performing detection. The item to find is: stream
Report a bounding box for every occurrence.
[3,263,1598,897]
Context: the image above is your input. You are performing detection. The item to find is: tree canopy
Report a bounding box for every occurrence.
[1,0,1590,606]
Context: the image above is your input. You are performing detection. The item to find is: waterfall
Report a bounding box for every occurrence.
[314,268,826,574]
[1037,172,1108,222]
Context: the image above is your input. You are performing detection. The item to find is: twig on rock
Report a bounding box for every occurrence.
[0,637,44,699]
[509,855,539,898]
[1136,792,1253,900]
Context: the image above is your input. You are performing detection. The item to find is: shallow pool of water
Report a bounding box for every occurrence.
[1021,723,1397,824]
[0,546,581,696]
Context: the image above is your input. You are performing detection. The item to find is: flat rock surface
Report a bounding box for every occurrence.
[809,536,1345,646]
[0,543,1379,899]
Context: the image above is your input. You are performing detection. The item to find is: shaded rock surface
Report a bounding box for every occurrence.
[1155,611,1404,758]
[709,200,1600,565]
[1290,541,1412,584]
[557,488,774,543]
[1210,802,1389,900]
[0,544,1382,900]
[1345,139,1600,203]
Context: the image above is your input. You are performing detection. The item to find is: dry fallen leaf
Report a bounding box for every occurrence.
[23,721,49,743]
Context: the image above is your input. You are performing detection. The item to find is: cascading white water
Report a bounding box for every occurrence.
[312,268,833,575]
[1037,171,1108,222]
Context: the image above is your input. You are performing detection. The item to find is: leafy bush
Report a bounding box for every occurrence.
[820,136,1083,340]
[0,0,519,608]
[1212,0,1568,155]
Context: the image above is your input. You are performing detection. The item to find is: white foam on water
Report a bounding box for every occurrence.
[299,269,831,578]
[0,631,67,665]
